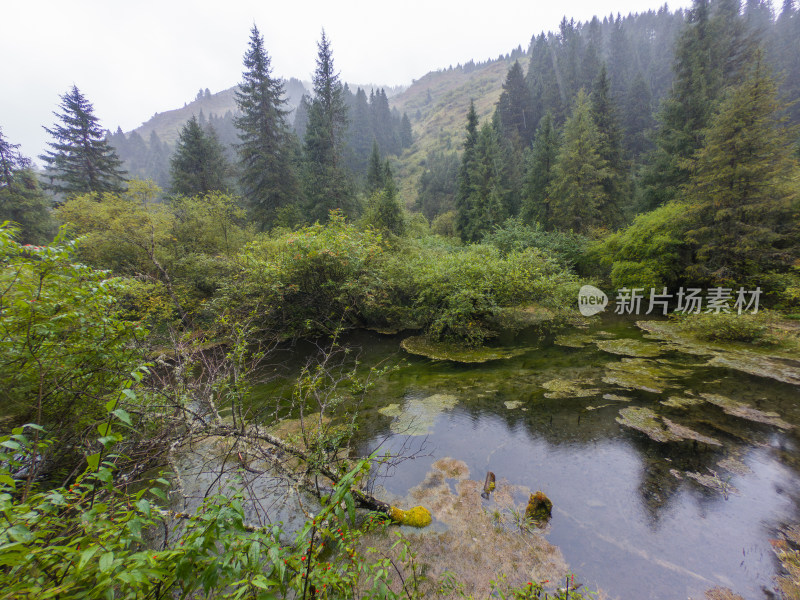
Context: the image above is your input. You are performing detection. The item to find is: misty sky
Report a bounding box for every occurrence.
[3,0,700,162]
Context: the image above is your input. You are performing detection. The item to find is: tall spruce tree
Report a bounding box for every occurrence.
[547,90,609,234]
[497,61,535,148]
[455,101,480,241]
[591,64,628,228]
[521,112,559,226]
[366,141,385,193]
[40,85,126,196]
[303,30,354,222]
[234,25,300,229]
[683,56,800,287]
[169,116,229,196]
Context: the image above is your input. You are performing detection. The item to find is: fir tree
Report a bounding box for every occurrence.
[0,127,30,188]
[303,30,354,222]
[234,25,301,229]
[40,85,126,196]
[683,56,800,287]
[400,113,413,148]
[455,101,480,241]
[591,64,628,228]
[366,141,385,193]
[169,116,229,196]
[521,112,559,226]
[547,90,608,234]
[497,61,535,147]
[364,160,405,236]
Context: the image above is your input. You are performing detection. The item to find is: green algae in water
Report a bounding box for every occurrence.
[637,320,800,386]
[661,396,703,409]
[603,393,633,402]
[378,393,459,436]
[541,377,600,399]
[617,407,678,442]
[603,359,669,394]
[504,400,524,410]
[400,335,526,363]
[685,470,740,498]
[700,393,794,430]
[616,407,721,445]
[596,338,663,358]
[554,332,597,348]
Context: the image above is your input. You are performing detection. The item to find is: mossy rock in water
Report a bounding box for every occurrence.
[400,335,526,363]
[540,378,600,399]
[525,491,553,521]
[700,393,794,429]
[596,338,662,358]
[388,505,432,528]
[378,393,459,436]
[504,400,524,410]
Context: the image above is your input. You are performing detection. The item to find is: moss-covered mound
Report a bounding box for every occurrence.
[400,335,526,363]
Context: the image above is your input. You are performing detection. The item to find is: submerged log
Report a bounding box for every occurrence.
[481,471,496,499]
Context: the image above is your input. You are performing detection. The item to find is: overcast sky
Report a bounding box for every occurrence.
[3,0,698,162]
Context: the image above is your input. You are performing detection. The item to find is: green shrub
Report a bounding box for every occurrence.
[672,310,776,344]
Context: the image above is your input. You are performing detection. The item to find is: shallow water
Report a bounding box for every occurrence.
[249,317,800,599]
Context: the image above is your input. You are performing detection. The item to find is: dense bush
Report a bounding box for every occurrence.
[671,310,777,344]
[482,217,589,268]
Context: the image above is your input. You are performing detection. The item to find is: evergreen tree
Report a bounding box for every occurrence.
[400,113,413,149]
[497,61,535,147]
[416,151,459,220]
[293,94,311,140]
[40,85,126,196]
[234,25,301,229]
[547,90,608,234]
[591,64,628,228]
[623,71,655,158]
[0,127,30,188]
[0,128,55,244]
[169,116,229,196]
[521,112,559,225]
[640,0,754,210]
[303,30,354,222]
[365,141,385,193]
[455,101,480,240]
[364,160,405,236]
[683,56,800,287]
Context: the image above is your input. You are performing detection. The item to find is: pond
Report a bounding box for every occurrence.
[248,316,800,599]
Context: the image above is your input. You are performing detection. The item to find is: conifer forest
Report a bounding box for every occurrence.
[2,2,800,598]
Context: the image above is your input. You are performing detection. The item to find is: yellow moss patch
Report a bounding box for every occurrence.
[388,505,432,528]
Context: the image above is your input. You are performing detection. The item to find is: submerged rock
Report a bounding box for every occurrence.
[503,400,523,410]
[700,393,794,430]
[400,335,526,363]
[596,338,663,358]
[685,470,740,498]
[378,393,459,436]
[603,359,670,393]
[662,417,721,446]
[602,393,633,402]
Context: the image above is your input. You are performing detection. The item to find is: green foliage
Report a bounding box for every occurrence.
[228,210,384,337]
[670,310,777,344]
[431,210,457,237]
[363,189,405,237]
[590,201,691,289]
[0,223,141,440]
[415,151,459,221]
[40,86,126,197]
[170,116,230,197]
[0,412,408,599]
[55,181,252,325]
[482,218,589,269]
[0,168,56,245]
